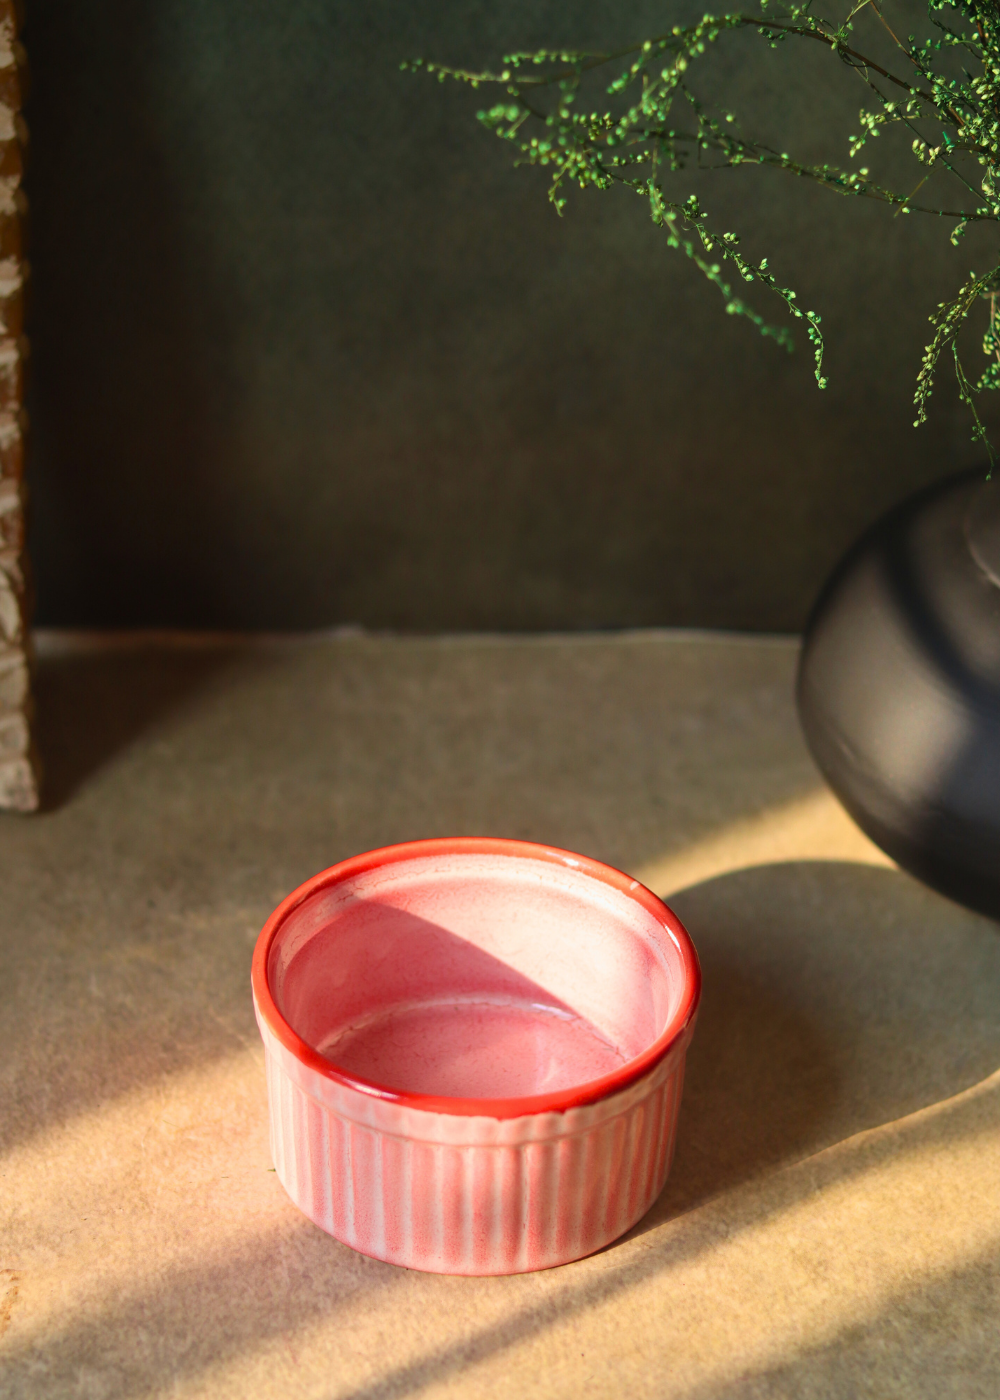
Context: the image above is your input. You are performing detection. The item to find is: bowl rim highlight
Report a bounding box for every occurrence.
[251,836,701,1120]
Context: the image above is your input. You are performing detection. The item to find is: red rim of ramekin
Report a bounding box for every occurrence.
[251,837,701,1119]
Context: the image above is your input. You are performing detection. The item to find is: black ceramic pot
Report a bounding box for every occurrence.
[797,468,1000,919]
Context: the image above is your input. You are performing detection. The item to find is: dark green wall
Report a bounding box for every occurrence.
[22,0,1000,630]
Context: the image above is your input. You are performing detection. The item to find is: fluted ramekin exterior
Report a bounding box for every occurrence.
[255,1000,694,1274]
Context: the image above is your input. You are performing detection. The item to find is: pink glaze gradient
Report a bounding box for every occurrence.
[252,838,700,1274]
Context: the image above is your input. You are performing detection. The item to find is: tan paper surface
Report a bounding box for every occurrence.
[3,630,999,1397]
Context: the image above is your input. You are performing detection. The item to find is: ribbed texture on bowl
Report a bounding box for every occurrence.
[258,1014,690,1274]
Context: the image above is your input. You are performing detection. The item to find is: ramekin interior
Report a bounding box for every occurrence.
[256,840,699,1116]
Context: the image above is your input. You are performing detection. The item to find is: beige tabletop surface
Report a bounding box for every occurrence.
[2,629,999,1399]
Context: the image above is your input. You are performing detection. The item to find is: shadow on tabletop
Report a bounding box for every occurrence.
[6,1068,999,1400]
[318,861,1000,1400]
[639,858,1000,1223]
[5,860,1000,1400]
[1,640,258,1157]
[328,1069,1000,1400]
[0,1218,402,1397]
[31,639,243,811]
[676,1236,1000,1400]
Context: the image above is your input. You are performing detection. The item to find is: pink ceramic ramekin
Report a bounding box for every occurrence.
[252,838,700,1275]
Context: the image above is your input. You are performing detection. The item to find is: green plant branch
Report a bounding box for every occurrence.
[408,0,1000,456]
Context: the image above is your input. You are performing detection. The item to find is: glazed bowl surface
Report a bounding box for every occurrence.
[252,837,700,1274]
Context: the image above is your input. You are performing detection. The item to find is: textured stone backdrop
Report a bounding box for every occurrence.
[0,0,34,810]
[21,0,1000,631]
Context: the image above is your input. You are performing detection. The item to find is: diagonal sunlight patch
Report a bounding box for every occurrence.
[4,871,999,1400]
[12,1057,999,1400]
[632,787,893,898]
[1,1050,279,1323]
[5,783,983,1400]
[300,1069,1000,1400]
